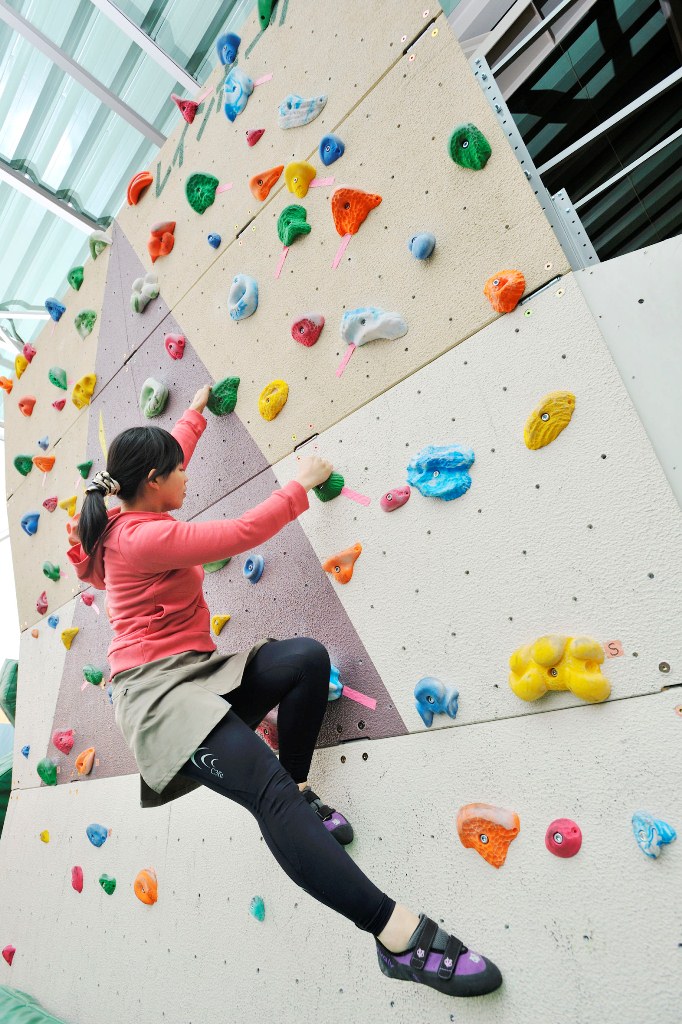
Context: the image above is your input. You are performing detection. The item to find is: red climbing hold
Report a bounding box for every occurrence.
[171,93,200,124]
[80,593,95,606]
[246,128,265,146]
[165,334,186,360]
[52,729,74,754]
[43,496,58,512]
[52,399,66,411]
[71,866,84,893]
[18,396,36,417]
[2,945,15,966]
[36,592,48,615]
[23,343,37,363]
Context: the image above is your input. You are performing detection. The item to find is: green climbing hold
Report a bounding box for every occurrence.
[99,874,116,895]
[68,266,84,291]
[185,173,220,215]
[37,758,58,786]
[313,472,345,503]
[43,562,61,582]
[203,558,232,573]
[77,460,93,479]
[249,894,265,920]
[13,455,34,477]
[448,123,492,171]
[277,205,311,247]
[140,378,169,419]
[74,310,97,339]
[207,377,240,416]
[49,366,68,390]
[83,665,103,686]
[89,230,112,260]
[258,0,274,28]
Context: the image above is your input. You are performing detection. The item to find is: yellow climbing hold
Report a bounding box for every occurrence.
[211,614,231,635]
[72,373,97,409]
[15,354,28,379]
[258,380,289,421]
[284,161,317,198]
[40,830,50,843]
[58,496,78,517]
[509,634,611,704]
[61,627,79,650]
[524,391,576,450]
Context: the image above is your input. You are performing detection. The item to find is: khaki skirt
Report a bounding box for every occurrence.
[111,641,270,809]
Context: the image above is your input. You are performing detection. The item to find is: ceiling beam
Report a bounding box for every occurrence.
[0,157,101,232]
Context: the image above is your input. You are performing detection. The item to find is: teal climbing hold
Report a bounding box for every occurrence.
[37,758,58,786]
[68,266,84,291]
[206,377,240,415]
[277,205,311,246]
[49,367,68,390]
[250,895,265,920]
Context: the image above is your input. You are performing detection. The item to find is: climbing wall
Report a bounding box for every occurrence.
[1,3,681,1022]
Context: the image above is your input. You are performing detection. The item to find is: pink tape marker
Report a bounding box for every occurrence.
[331,232,351,269]
[196,86,212,103]
[216,182,233,194]
[335,343,355,377]
[275,246,289,278]
[340,486,371,506]
[603,640,624,658]
[253,73,273,86]
[309,176,334,188]
[42,472,46,489]
[342,686,377,710]
[80,680,89,692]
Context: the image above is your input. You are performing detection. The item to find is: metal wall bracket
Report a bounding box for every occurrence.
[470,55,599,271]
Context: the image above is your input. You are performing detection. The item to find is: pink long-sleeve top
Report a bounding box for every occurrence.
[66,408,309,679]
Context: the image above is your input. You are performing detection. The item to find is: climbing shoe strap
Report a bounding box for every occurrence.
[437,934,464,979]
[302,788,334,821]
[410,918,439,969]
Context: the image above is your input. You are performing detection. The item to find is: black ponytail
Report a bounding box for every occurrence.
[78,426,184,557]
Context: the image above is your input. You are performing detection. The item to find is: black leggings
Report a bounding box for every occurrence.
[178,637,396,935]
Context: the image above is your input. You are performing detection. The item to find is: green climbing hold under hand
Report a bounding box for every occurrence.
[207,377,240,416]
[186,173,220,215]
[203,558,232,574]
[99,874,116,895]
[314,472,345,502]
[277,205,311,247]
[37,758,58,786]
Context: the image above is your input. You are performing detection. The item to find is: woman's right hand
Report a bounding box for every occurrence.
[294,455,334,492]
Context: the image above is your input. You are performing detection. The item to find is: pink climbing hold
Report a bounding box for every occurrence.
[52,729,74,754]
[80,593,95,606]
[171,93,200,124]
[246,128,265,146]
[71,866,84,893]
[2,945,15,966]
[43,496,58,512]
[23,343,37,363]
[36,592,48,616]
[53,399,66,411]
[165,334,186,360]
[291,314,325,347]
[380,485,411,512]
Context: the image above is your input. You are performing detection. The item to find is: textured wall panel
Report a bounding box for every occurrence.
[273,274,682,729]
[2,693,679,1023]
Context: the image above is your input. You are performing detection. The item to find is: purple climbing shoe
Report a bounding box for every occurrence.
[375,913,502,997]
[301,786,354,846]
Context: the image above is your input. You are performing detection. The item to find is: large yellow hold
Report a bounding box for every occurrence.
[524,391,575,450]
[509,635,610,703]
[258,380,289,421]
[284,161,317,198]
[61,627,79,650]
[72,373,97,409]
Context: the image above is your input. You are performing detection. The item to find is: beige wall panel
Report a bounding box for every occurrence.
[273,274,682,729]
[114,2,441,310]
[1,692,679,1023]
[3,245,112,495]
[7,411,90,629]
[173,12,567,468]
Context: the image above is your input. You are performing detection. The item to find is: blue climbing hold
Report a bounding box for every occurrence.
[243,554,264,583]
[228,274,258,321]
[408,232,436,260]
[37,436,49,451]
[224,66,253,122]
[328,665,343,701]
[208,233,222,249]
[45,298,66,322]
[632,811,677,859]
[249,895,265,921]
[319,134,345,166]
[106,683,114,706]
[47,615,59,629]
[21,512,40,536]
[216,31,240,65]
[86,823,109,847]
[21,745,30,758]
[407,444,475,501]
[414,677,459,728]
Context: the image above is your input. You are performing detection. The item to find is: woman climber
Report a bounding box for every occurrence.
[66,384,502,1000]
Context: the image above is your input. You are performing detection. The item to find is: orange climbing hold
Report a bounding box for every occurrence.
[75,747,96,775]
[249,165,284,201]
[331,188,382,236]
[18,396,36,417]
[147,221,176,263]
[134,867,158,905]
[483,270,526,313]
[456,803,520,868]
[31,629,39,638]
[0,376,12,394]
[322,543,362,584]
[127,171,153,206]
[32,455,55,473]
